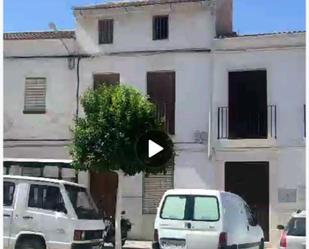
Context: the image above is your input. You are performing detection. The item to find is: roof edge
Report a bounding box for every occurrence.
[73,0,209,10]
[216,30,305,39]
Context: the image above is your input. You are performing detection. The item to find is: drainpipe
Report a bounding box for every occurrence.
[208,51,214,160]
[76,56,81,118]
[208,7,216,160]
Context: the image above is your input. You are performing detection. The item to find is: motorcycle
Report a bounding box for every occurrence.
[103,210,132,246]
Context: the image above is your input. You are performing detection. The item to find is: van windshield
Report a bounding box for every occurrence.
[65,184,101,220]
[160,195,220,221]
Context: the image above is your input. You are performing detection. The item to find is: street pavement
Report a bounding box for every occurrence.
[103,240,274,249]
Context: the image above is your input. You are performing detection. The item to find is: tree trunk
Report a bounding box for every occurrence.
[115,171,123,249]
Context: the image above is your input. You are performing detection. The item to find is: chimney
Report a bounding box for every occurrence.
[215,0,233,37]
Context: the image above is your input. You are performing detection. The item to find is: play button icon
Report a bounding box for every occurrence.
[148,140,164,158]
[136,130,173,169]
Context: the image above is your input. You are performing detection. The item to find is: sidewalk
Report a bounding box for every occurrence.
[104,240,273,249]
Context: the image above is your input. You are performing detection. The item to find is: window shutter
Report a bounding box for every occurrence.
[147,71,175,134]
[153,15,169,40]
[99,19,114,44]
[143,164,174,214]
[24,78,46,114]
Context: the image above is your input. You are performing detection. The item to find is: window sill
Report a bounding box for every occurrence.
[23,110,46,114]
[216,138,277,149]
[153,38,169,41]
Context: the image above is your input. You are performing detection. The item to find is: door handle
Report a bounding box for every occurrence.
[3,214,10,217]
[22,216,33,220]
[185,222,192,229]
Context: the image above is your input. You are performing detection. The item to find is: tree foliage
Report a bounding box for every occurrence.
[70,84,173,175]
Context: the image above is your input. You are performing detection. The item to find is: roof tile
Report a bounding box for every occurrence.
[4,31,75,40]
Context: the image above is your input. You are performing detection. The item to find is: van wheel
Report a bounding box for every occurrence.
[259,239,264,249]
[16,238,45,249]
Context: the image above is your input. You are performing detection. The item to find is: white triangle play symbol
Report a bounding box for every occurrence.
[148,140,164,158]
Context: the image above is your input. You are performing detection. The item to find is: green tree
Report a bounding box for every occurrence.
[70,84,174,248]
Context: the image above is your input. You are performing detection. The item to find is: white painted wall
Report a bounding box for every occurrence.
[4,57,76,140]
[211,34,306,246]
[79,52,211,143]
[75,2,215,55]
[76,51,213,240]
[212,35,306,148]
[4,38,77,57]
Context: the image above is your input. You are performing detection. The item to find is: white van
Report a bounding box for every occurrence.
[153,189,264,249]
[4,175,105,249]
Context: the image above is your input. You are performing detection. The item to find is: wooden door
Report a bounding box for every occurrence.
[225,162,269,241]
[147,71,175,134]
[90,171,118,217]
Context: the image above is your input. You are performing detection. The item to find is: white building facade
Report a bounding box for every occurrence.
[4,0,305,246]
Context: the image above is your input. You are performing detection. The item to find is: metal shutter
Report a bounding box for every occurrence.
[24,77,46,113]
[99,19,114,44]
[143,164,174,214]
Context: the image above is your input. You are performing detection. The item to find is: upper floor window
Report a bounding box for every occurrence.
[99,19,114,44]
[24,77,46,114]
[153,15,168,40]
[93,73,120,89]
[147,71,175,134]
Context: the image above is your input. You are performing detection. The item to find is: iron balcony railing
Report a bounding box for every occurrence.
[217,105,277,139]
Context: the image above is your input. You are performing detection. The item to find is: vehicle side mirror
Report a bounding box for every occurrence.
[277,224,285,230]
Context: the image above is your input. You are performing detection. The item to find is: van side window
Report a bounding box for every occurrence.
[28,184,65,211]
[193,196,219,221]
[4,181,15,206]
[161,196,187,220]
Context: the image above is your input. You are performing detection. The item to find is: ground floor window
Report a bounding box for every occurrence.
[3,161,77,182]
[142,163,174,214]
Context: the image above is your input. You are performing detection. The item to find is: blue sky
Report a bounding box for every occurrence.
[4,0,305,34]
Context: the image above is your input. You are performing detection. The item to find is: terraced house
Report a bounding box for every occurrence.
[4,0,305,246]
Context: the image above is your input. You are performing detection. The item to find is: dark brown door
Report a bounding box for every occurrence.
[90,171,118,217]
[147,71,175,134]
[228,70,267,139]
[225,162,269,241]
[93,73,120,89]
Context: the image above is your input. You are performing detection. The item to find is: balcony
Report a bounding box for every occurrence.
[217,105,277,139]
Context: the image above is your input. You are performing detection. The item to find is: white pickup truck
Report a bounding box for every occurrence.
[4,175,105,249]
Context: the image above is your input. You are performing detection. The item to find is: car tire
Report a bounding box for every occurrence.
[259,239,264,249]
[16,238,45,249]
